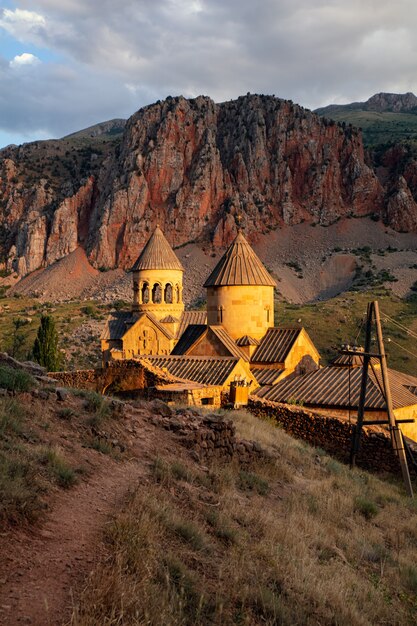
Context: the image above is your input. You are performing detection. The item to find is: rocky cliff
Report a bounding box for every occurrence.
[0,94,415,277]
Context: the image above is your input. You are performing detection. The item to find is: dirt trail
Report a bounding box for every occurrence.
[0,410,168,626]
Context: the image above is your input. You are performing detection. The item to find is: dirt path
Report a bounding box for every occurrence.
[0,412,168,626]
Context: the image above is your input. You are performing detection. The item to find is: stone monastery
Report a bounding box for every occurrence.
[100,226,417,440]
[101,226,320,396]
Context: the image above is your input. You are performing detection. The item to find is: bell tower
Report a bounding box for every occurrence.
[131,226,184,321]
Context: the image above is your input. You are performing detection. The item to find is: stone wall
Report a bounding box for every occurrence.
[248,397,404,474]
[150,402,264,464]
[50,360,175,394]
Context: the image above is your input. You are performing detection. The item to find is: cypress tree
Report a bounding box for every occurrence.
[33,315,61,372]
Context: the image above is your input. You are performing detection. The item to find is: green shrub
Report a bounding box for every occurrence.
[239,470,270,496]
[354,496,378,520]
[56,407,75,420]
[0,365,35,392]
[38,446,77,488]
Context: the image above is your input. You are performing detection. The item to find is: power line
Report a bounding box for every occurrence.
[382,313,417,342]
[386,337,417,360]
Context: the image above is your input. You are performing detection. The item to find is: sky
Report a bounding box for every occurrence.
[0,0,417,148]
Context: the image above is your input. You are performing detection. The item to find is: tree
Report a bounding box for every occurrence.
[9,317,27,359]
[33,315,62,372]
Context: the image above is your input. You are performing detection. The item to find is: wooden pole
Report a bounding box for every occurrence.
[350,302,373,468]
[373,301,414,498]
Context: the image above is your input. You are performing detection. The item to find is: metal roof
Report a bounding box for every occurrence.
[142,355,241,386]
[236,335,260,347]
[172,324,207,355]
[251,367,285,386]
[131,226,184,271]
[203,232,276,287]
[256,363,417,410]
[177,310,207,339]
[251,327,302,363]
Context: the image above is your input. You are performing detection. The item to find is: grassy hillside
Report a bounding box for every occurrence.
[70,409,417,626]
[276,289,417,374]
[315,107,417,148]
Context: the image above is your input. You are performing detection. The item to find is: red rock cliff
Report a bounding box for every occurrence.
[0,94,408,277]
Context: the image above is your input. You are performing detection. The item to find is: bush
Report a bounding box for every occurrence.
[38,446,77,488]
[354,496,378,520]
[0,365,35,392]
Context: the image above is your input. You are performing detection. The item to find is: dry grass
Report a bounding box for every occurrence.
[0,389,126,527]
[70,409,417,625]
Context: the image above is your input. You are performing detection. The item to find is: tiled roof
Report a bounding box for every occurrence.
[251,367,285,386]
[131,226,184,271]
[251,327,302,363]
[177,310,207,339]
[209,326,249,361]
[101,311,174,341]
[142,355,240,386]
[236,335,260,347]
[203,232,276,287]
[160,315,180,323]
[172,324,207,355]
[146,313,175,340]
[172,324,249,361]
[256,363,417,410]
[101,311,134,340]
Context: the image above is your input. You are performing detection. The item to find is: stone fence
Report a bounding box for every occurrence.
[150,402,264,465]
[50,360,174,394]
[248,397,403,475]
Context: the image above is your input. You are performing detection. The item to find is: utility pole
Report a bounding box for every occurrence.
[349,301,372,469]
[373,301,414,498]
[347,301,414,498]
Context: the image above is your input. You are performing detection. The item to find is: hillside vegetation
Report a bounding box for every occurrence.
[316,108,417,148]
[70,409,417,626]
[278,288,417,374]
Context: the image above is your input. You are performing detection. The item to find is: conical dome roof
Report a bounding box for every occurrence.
[132,226,184,271]
[204,232,276,287]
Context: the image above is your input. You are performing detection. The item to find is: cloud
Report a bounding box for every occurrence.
[10,52,40,67]
[0,8,46,43]
[1,0,417,145]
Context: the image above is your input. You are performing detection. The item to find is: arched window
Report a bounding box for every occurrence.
[141,282,150,304]
[175,284,180,304]
[152,283,162,304]
[164,283,173,304]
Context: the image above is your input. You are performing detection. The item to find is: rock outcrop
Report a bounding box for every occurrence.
[0,93,415,278]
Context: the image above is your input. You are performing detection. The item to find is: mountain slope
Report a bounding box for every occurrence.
[0,93,416,280]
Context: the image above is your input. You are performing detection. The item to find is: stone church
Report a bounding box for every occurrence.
[101,226,320,390]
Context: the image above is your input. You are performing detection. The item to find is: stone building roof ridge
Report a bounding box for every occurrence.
[203,231,276,287]
[132,226,184,271]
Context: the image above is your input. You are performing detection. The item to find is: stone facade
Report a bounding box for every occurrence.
[132,267,184,321]
[206,285,274,341]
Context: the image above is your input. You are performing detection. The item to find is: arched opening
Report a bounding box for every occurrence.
[141,282,150,304]
[152,283,162,304]
[175,284,181,304]
[164,283,173,304]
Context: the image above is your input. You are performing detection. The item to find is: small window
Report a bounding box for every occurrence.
[201,397,214,405]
